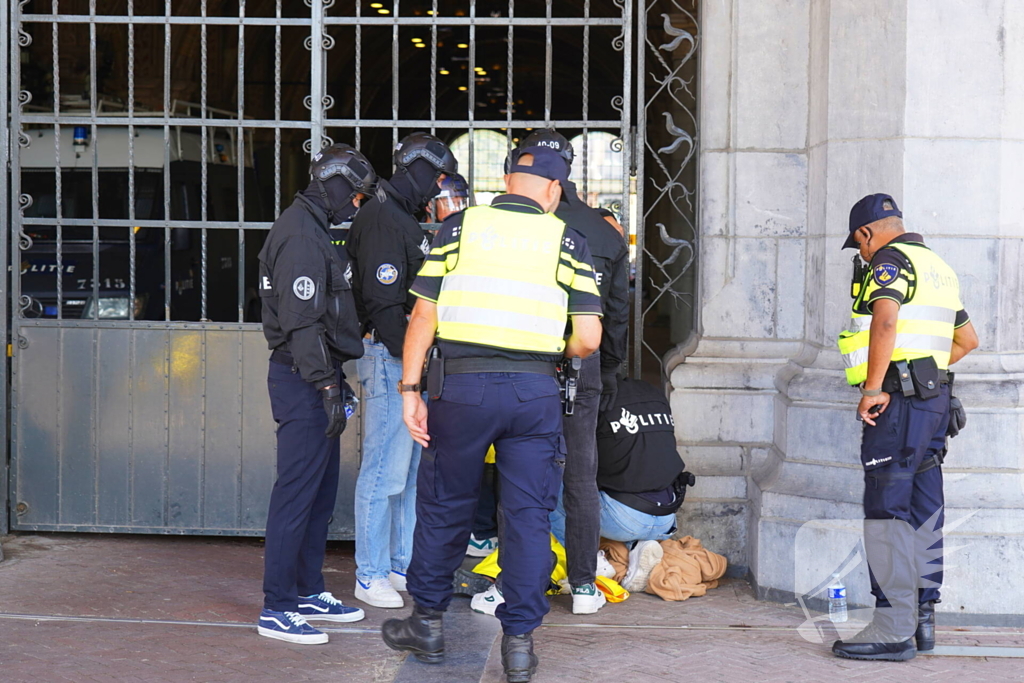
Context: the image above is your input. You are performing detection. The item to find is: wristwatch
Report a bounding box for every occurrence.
[397,381,422,394]
[860,386,882,397]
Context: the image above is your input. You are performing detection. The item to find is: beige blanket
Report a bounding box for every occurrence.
[600,536,728,601]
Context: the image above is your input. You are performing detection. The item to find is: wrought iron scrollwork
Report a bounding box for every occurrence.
[637,0,700,379]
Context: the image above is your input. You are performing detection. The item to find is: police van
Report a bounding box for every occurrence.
[19,105,267,322]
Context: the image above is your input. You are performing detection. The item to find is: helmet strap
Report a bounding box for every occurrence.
[315,177,334,223]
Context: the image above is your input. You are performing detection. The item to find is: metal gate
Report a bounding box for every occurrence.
[5,0,697,536]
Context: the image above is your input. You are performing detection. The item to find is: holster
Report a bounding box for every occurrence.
[426,346,444,400]
[908,356,941,400]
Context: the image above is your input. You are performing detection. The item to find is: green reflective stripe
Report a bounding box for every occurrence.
[893,333,953,354]
[441,274,568,308]
[439,306,567,338]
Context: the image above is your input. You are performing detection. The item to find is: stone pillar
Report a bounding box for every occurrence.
[677,0,1024,620]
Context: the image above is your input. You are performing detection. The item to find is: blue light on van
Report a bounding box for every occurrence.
[44,305,59,316]
[73,126,89,146]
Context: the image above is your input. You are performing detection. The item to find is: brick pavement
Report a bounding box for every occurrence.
[0,533,1021,683]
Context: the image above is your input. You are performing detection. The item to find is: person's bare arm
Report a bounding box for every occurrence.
[401,298,438,447]
[564,314,602,359]
[950,320,979,365]
[858,298,899,425]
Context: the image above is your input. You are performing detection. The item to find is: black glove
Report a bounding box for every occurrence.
[321,383,347,439]
[599,371,619,413]
[947,396,966,438]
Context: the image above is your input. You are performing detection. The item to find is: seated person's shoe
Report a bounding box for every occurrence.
[571,583,607,615]
[257,609,328,645]
[355,577,404,609]
[596,550,616,579]
[502,632,539,683]
[453,568,494,597]
[381,604,445,664]
[832,622,917,661]
[622,540,664,593]
[470,583,504,616]
[297,592,365,623]
[467,533,499,557]
[916,601,936,652]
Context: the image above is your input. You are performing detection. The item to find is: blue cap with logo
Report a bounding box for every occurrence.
[509,145,570,184]
[843,193,903,249]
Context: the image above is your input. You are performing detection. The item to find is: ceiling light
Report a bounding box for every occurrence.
[439,69,450,75]
[427,9,435,14]
[378,8,390,14]
[411,37,423,43]
[370,2,383,7]
[414,43,425,48]
[458,86,467,91]
[457,43,469,49]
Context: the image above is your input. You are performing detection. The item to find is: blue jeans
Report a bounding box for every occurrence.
[551,489,676,545]
[354,339,422,582]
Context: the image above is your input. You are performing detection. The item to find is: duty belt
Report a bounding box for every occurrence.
[443,357,558,377]
[270,348,295,366]
[881,363,949,394]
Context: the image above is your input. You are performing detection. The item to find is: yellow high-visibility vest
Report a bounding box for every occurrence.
[838,243,962,386]
[436,205,573,354]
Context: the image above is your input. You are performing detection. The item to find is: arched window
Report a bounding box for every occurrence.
[569,131,627,213]
[449,130,510,206]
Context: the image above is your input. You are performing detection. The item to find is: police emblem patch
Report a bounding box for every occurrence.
[376,263,399,285]
[293,276,315,300]
[873,263,900,286]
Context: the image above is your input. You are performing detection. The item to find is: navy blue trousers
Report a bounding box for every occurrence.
[860,385,948,629]
[407,372,563,636]
[263,359,342,612]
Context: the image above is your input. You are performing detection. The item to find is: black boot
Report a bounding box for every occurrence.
[832,622,916,662]
[916,601,936,652]
[381,604,444,664]
[502,632,539,683]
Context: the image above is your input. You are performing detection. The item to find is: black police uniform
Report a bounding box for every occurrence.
[258,192,362,612]
[552,180,631,588]
[347,179,431,355]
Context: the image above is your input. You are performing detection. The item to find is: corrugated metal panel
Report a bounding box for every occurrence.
[11,323,361,537]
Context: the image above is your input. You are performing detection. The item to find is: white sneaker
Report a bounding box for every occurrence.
[571,583,607,615]
[470,584,504,616]
[466,533,499,557]
[389,570,408,592]
[622,540,664,593]
[354,577,404,609]
[596,550,616,579]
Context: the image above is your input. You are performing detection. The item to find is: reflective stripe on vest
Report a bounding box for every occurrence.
[838,243,961,386]
[436,205,570,354]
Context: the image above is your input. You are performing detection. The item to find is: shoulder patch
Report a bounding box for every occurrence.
[293,276,316,301]
[419,236,431,256]
[376,263,399,285]
[873,263,900,287]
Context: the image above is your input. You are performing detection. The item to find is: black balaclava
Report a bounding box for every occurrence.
[301,175,359,226]
[389,158,442,211]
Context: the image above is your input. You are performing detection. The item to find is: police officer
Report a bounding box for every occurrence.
[509,130,631,614]
[832,194,978,661]
[380,147,603,682]
[426,171,469,223]
[347,132,457,609]
[256,144,375,644]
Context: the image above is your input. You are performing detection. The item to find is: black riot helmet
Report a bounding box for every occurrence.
[518,129,574,171]
[393,132,458,208]
[309,143,378,222]
[503,129,575,174]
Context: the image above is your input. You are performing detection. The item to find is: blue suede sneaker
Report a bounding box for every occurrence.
[297,592,365,623]
[257,608,328,645]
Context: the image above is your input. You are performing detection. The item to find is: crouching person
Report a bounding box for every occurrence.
[551,376,695,594]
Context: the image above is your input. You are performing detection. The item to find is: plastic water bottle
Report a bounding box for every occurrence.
[344,393,359,421]
[828,574,848,623]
